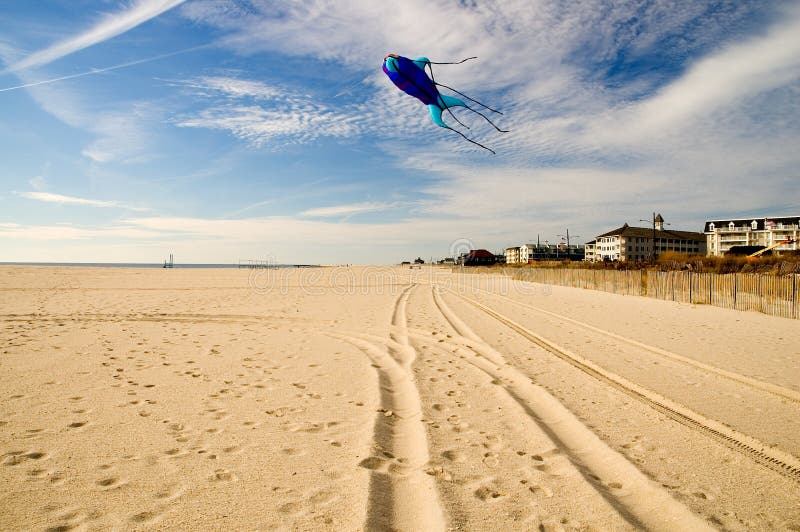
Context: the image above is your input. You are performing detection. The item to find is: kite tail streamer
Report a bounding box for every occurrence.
[437,94,471,129]
[426,56,478,65]
[446,126,496,155]
[464,105,510,133]
[433,82,504,115]
[425,63,470,128]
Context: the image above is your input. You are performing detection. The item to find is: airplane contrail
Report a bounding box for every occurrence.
[6,0,188,72]
[0,45,209,93]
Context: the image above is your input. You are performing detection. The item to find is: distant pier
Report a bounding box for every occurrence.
[238,260,320,269]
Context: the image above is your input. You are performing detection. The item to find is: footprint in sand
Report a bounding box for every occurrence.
[223,445,245,454]
[359,456,391,472]
[209,468,237,482]
[129,509,165,525]
[45,506,93,531]
[281,447,305,457]
[297,488,335,507]
[474,485,508,501]
[163,448,187,458]
[210,410,230,421]
[483,452,500,468]
[27,467,53,479]
[3,450,49,466]
[278,501,304,515]
[528,483,554,498]
[425,465,453,481]
[442,449,468,463]
[96,476,126,490]
[154,484,184,501]
[483,434,504,451]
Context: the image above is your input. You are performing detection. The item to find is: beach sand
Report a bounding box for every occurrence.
[1,265,798,530]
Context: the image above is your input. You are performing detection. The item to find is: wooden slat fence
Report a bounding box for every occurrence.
[459,267,799,319]
[509,268,643,296]
[639,271,798,319]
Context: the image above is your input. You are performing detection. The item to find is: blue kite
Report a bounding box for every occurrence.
[382,53,507,154]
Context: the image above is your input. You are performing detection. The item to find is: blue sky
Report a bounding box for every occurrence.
[1,0,799,264]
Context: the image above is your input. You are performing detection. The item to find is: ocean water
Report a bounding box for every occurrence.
[0,262,301,269]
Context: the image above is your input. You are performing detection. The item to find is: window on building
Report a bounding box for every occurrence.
[751,220,758,229]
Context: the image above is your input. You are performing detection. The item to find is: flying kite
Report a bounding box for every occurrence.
[382,53,507,154]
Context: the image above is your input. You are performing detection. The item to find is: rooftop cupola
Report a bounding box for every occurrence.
[654,213,664,231]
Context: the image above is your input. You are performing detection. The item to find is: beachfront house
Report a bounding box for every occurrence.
[591,216,705,262]
[505,243,586,262]
[504,246,521,264]
[519,244,538,262]
[704,216,800,257]
[462,249,497,266]
[584,240,596,262]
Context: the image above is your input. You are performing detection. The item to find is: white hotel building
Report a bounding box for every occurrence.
[587,215,705,262]
[704,216,800,256]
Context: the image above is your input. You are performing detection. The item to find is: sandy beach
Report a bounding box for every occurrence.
[1,265,798,531]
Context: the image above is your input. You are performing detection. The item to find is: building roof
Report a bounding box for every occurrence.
[704,216,800,233]
[597,223,704,241]
[504,246,520,251]
[467,249,496,259]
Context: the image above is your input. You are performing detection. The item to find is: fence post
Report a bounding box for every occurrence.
[689,271,693,303]
[758,274,762,314]
[793,274,797,320]
[709,273,712,305]
[671,272,675,301]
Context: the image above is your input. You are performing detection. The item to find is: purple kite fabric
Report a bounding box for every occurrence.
[382,53,508,154]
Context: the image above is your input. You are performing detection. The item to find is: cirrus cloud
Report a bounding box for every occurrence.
[20,191,151,212]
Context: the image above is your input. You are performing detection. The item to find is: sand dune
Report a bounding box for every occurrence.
[1,266,798,530]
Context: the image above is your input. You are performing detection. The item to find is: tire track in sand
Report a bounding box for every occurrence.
[450,282,800,403]
[448,289,800,485]
[428,286,715,531]
[328,284,445,531]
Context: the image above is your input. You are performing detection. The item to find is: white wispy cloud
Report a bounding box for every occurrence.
[15,75,163,163]
[588,10,800,147]
[301,202,400,217]
[20,191,150,212]
[0,223,162,241]
[28,176,47,190]
[179,1,765,160]
[177,104,359,146]
[121,214,526,252]
[6,0,187,72]
[81,102,159,163]
[180,76,283,100]
[175,76,361,146]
